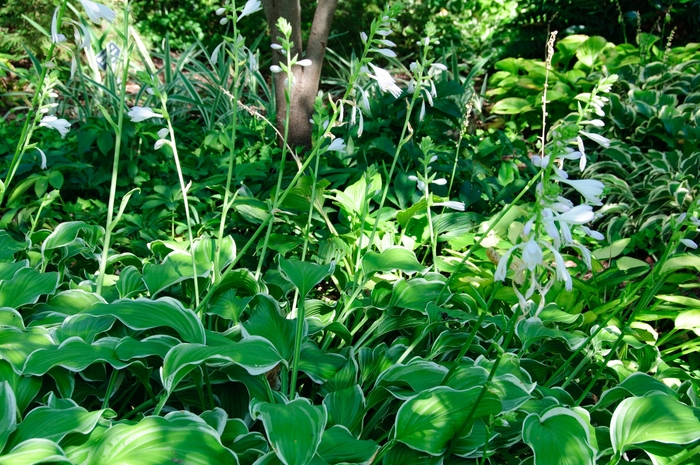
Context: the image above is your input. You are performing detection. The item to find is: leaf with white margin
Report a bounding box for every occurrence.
[161,337,283,394]
[0,438,72,465]
[522,407,596,465]
[0,381,17,451]
[86,414,238,465]
[83,297,205,343]
[611,394,700,456]
[394,386,501,456]
[22,337,129,375]
[0,268,59,309]
[251,397,327,465]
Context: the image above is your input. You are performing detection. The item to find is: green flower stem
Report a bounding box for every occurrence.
[96,3,131,295]
[2,0,70,205]
[102,367,120,409]
[574,329,625,406]
[214,2,240,285]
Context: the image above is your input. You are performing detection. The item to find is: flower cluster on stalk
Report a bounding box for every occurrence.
[493,32,618,315]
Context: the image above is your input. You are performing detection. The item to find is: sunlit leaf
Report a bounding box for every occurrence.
[523,407,596,465]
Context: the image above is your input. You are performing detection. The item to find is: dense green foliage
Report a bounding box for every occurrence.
[1,1,700,464]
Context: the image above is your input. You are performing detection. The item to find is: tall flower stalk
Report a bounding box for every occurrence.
[96,2,133,295]
[493,31,617,315]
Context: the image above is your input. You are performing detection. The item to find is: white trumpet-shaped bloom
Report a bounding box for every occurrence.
[556,178,605,206]
[78,0,116,24]
[367,63,402,99]
[39,116,71,138]
[128,106,163,123]
[237,0,262,22]
[327,138,346,152]
[51,8,66,44]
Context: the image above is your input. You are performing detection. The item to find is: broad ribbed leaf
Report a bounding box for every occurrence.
[0,381,16,451]
[54,314,115,343]
[0,438,71,465]
[522,407,596,465]
[114,335,180,360]
[317,425,378,464]
[278,258,334,299]
[43,289,106,315]
[323,385,366,436]
[517,317,587,350]
[116,265,146,299]
[143,251,205,297]
[388,278,448,311]
[22,337,128,376]
[0,361,40,414]
[361,247,425,275]
[394,386,501,455]
[0,308,23,329]
[5,405,114,450]
[594,373,676,411]
[0,231,28,262]
[161,338,283,394]
[611,395,700,455]
[252,398,327,465]
[0,261,28,281]
[87,415,238,464]
[242,295,298,361]
[83,297,205,343]
[0,327,54,374]
[0,268,59,309]
[41,221,103,254]
[491,97,533,114]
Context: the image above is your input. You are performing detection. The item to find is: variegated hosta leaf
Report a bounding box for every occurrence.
[522,407,597,465]
[251,398,327,465]
[85,414,238,465]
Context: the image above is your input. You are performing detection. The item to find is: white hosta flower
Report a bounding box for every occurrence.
[522,238,543,271]
[432,178,447,186]
[419,100,426,122]
[431,63,448,72]
[270,65,282,74]
[548,245,573,291]
[237,0,262,22]
[360,32,368,43]
[157,128,169,139]
[556,178,605,206]
[372,48,397,58]
[494,246,517,282]
[78,0,116,24]
[215,7,226,15]
[327,138,346,152]
[433,201,465,211]
[367,63,401,99]
[581,226,604,241]
[297,59,312,67]
[681,238,698,249]
[128,106,162,123]
[220,17,229,25]
[210,42,224,66]
[581,119,605,127]
[51,8,66,44]
[580,131,610,148]
[39,116,71,138]
[407,175,425,193]
[36,148,48,169]
[271,43,283,50]
[551,204,595,225]
[154,139,169,150]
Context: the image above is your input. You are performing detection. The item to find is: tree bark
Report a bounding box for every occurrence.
[261,0,338,149]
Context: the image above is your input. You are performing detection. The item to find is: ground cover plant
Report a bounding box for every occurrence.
[2,0,700,464]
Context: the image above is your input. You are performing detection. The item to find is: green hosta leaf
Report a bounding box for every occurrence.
[0,231,28,262]
[207,289,252,323]
[0,381,17,451]
[317,425,378,464]
[394,386,501,455]
[251,398,327,465]
[143,251,205,297]
[0,438,71,465]
[0,327,54,374]
[43,289,106,315]
[388,278,448,311]
[0,308,23,329]
[523,407,596,465]
[361,247,425,275]
[41,221,103,257]
[0,261,28,281]
[22,337,128,376]
[87,414,238,464]
[0,268,59,309]
[594,373,676,411]
[5,405,114,451]
[161,338,283,394]
[193,236,237,275]
[116,265,146,299]
[114,335,180,360]
[675,310,700,336]
[54,314,115,343]
[576,36,608,68]
[611,394,700,456]
[323,385,366,436]
[491,97,533,114]
[659,254,700,275]
[83,297,205,344]
[242,295,298,362]
[592,239,630,260]
[516,317,587,351]
[278,258,335,299]
[616,257,649,271]
[0,361,40,415]
[298,342,346,384]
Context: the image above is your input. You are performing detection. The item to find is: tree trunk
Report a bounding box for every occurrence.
[261,0,338,149]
